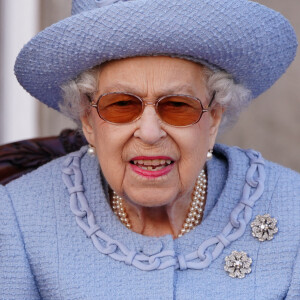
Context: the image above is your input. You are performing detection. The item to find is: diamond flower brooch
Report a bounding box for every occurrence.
[224,215,278,278]
[224,251,252,278]
[251,214,278,242]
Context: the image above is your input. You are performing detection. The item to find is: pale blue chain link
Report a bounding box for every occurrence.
[62,147,265,271]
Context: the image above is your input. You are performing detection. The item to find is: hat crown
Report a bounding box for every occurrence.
[71,0,132,15]
[15,0,298,111]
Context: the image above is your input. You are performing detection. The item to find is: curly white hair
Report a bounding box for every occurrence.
[60,62,251,132]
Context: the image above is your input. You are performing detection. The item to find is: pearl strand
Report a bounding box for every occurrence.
[111,170,207,237]
[112,192,132,229]
[177,169,207,237]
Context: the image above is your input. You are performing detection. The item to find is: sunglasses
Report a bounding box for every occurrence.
[89,91,216,127]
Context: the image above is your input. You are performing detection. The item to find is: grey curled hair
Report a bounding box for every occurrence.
[59,64,251,133]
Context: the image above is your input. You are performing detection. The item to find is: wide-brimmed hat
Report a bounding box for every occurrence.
[15,0,297,111]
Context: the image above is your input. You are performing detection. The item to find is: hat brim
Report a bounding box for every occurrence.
[15,0,297,111]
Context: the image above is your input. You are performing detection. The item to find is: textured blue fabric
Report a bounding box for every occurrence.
[14,0,297,111]
[61,147,266,271]
[1,144,299,299]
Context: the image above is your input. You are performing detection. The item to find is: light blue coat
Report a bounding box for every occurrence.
[1,144,299,299]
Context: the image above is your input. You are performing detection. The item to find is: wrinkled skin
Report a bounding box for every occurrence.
[81,56,223,237]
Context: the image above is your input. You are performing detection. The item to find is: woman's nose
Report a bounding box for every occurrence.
[133,105,166,144]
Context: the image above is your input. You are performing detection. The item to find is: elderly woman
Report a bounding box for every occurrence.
[1,0,299,299]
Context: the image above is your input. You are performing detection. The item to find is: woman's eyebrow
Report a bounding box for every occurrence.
[159,84,198,96]
[100,83,141,94]
[101,83,198,96]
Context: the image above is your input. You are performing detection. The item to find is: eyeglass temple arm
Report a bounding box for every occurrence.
[86,94,98,107]
[208,91,216,108]
[86,93,93,102]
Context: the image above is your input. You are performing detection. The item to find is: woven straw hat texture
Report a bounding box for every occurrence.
[14,0,298,111]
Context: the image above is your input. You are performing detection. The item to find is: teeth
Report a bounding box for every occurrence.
[156,166,165,170]
[152,159,160,166]
[132,159,173,169]
[144,160,152,166]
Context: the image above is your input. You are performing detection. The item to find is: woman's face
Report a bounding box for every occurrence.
[81,56,223,207]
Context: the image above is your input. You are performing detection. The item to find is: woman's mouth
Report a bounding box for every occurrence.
[129,156,175,178]
[131,159,172,170]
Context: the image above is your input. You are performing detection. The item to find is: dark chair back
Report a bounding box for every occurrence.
[0,129,87,185]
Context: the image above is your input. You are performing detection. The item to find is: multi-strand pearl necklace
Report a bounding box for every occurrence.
[112,192,132,229]
[111,170,207,238]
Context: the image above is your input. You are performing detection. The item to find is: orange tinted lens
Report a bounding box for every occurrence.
[98,93,142,123]
[157,96,202,126]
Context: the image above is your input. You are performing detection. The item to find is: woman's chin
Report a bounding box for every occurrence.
[124,188,177,208]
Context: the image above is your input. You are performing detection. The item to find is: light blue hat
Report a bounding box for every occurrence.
[15,0,297,111]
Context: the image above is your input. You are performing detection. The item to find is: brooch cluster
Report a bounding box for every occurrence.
[251,214,278,242]
[224,251,252,279]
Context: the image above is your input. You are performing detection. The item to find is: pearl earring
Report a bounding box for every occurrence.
[87,144,96,156]
[206,149,213,160]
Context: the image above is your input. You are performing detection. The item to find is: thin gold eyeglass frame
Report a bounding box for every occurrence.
[88,91,216,127]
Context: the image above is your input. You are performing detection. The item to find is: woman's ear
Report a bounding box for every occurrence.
[80,113,96,146]
[208,105,224,148]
